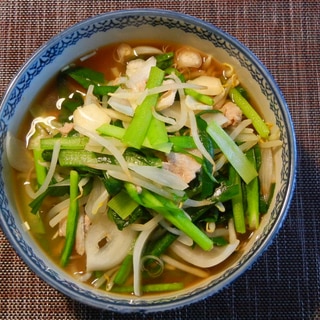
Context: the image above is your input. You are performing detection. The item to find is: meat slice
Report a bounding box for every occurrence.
[220,101,242,127]
[163,152,201,184]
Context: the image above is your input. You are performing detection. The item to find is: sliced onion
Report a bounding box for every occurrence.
[170,238,239,268]
[133,46,163,56]
[5,132,34,173]
[158,219,182,236]
[85,213,136,272]
[107,88,135,116]
[176,233,193,246]
[73,103,111,132]
[170,219,239,268]
[201,112,229,128]
[75,210,86,256]
[161,254,209,278]
[90,163,185,200]
[187,76,223,96]
[128,164,189,190]
[85,137,126,155]
[108,168,184,199]
[161,101,188,132]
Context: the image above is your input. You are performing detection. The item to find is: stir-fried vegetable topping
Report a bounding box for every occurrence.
[7,43,282,296]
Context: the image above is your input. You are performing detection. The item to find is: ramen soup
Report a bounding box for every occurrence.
[7,41,282,296]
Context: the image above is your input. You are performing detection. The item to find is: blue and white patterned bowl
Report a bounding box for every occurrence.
[0,9,296,313]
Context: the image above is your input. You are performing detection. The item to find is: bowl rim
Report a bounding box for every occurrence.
[0,8,297,313]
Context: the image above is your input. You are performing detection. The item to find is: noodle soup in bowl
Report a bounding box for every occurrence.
[0,9,296,313]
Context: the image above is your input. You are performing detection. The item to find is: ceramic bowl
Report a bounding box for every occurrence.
[0,9,296,313]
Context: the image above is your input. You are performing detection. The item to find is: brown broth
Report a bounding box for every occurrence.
[13,40,255,296]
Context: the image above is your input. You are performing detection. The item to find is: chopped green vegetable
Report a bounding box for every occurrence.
[109,206,149,230]
[97,123,125,140]
[229,87,270,139]
[29,184,69,214]
[164,67,186,82]
[108,189,139,220]
[40,136,89,150]
[65,66,105,83]
[113,253,133,286]
[196,115,217,198]
[245,148,260,230]
[211,236,228,246]
[122,66,165,149]
[112,282,184,293]
[60,170,80,267]
[146,232,178,258]
[101,173,123,196]
[57,148,162,169]
[125,183,213,251]
[58,149,104,167]
[98,122,172,153]
[185,88,214,106]
[143,116,172,153]
[206,119,258,184]
[229,165,246,234]
[168,135,196,150]
[155,52,174,70]
[58,92,84,123]
[63,66,118,96]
